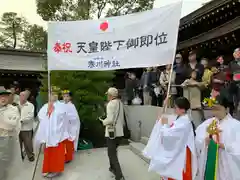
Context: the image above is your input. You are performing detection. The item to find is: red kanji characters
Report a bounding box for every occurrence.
[53,42,72,53]
[53,42,62,53]
[62,42,72,53]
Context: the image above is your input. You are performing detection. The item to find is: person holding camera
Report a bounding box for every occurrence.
[99,87,125,180]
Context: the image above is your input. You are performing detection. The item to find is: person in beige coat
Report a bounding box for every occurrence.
[0,89,20,180]
[19,91,35,162]
[100,87,125,180]
[160,64,177,107]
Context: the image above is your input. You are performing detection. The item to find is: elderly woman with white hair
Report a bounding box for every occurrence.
[99,87,125,180]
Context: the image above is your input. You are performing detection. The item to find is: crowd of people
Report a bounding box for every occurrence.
[124,47,240,117]
[1,46,240,180]
[0,85,36,180]
[0,85,80,179]
[143,94,240,180]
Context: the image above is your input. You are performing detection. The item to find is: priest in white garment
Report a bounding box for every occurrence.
[35,86,69,178]
[61,90,80,162]
[195,91,240,180]
[143,97,197,180]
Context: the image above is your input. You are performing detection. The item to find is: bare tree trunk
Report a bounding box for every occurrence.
[86,0,91,19]
[12,21,17,49]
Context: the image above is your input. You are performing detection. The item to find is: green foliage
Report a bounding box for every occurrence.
[36,0,91,21]
[21,24,47,52]
[40,71,114,128]
[0,12,28,48]
[36,0,154,20]
[104,0,154,17]
[0,13,46,52]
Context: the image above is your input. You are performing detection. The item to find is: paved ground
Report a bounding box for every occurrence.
[7,146,159,180]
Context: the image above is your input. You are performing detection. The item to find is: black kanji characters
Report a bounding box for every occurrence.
[88,56,120,69]
[126,38,139,49]
[77,42,87,53]
[92,57,104,68]
[111,60,120,68]
[103,60,111,68]
[95,61,104,68]
[89,41,99,53]
[140,35,153,47]
[154,32,168,46]
[113,40,125,50]
[100,41,112,51]
[88,60,95,68]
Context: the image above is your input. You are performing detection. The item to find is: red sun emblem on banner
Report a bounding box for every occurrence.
[100,21,108,31]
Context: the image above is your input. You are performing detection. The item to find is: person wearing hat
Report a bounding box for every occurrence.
[99,87,125,180]
[35,86,69,178]
[61,90,80,162]
[195,90,240,180]
[0,88,21,180]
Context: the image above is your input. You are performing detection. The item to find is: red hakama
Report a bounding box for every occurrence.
[64,139,74,162]
[168,146,192,180]
[42,141,65,173]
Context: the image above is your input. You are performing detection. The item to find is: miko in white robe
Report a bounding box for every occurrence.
[195,114,240,180]
[143,96,197,180]
[62,101,80,151]
[35,100,69,177]
[145,114,197,180]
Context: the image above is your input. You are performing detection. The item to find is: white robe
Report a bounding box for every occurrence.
[35,101,69,148]
[195,114,240,180]
[62,102,80,151]
[143,114,197,180]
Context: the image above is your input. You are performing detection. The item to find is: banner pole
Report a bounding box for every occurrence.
[31,70,51,180]
[157,2,182,179]
[158,0,183,118]
[48,70,51,101]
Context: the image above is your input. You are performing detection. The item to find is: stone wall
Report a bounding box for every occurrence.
[124,105,213,141]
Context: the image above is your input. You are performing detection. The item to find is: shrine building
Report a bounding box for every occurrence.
[0,48,46,93]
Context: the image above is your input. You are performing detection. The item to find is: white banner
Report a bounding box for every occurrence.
[47,2,182,71]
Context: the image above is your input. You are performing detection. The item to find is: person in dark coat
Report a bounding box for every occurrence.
[186,50,204,82]
[140,68,152,105]
[229,47,240,118]
[174,54,188,97]
[150,67,161,106]
[125,72,138,105]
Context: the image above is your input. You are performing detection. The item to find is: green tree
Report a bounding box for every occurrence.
[0,12,28,48]
[21,24,47,52]
[36,0,91,21]
[39,69,114,147]
[36,0,154,20]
